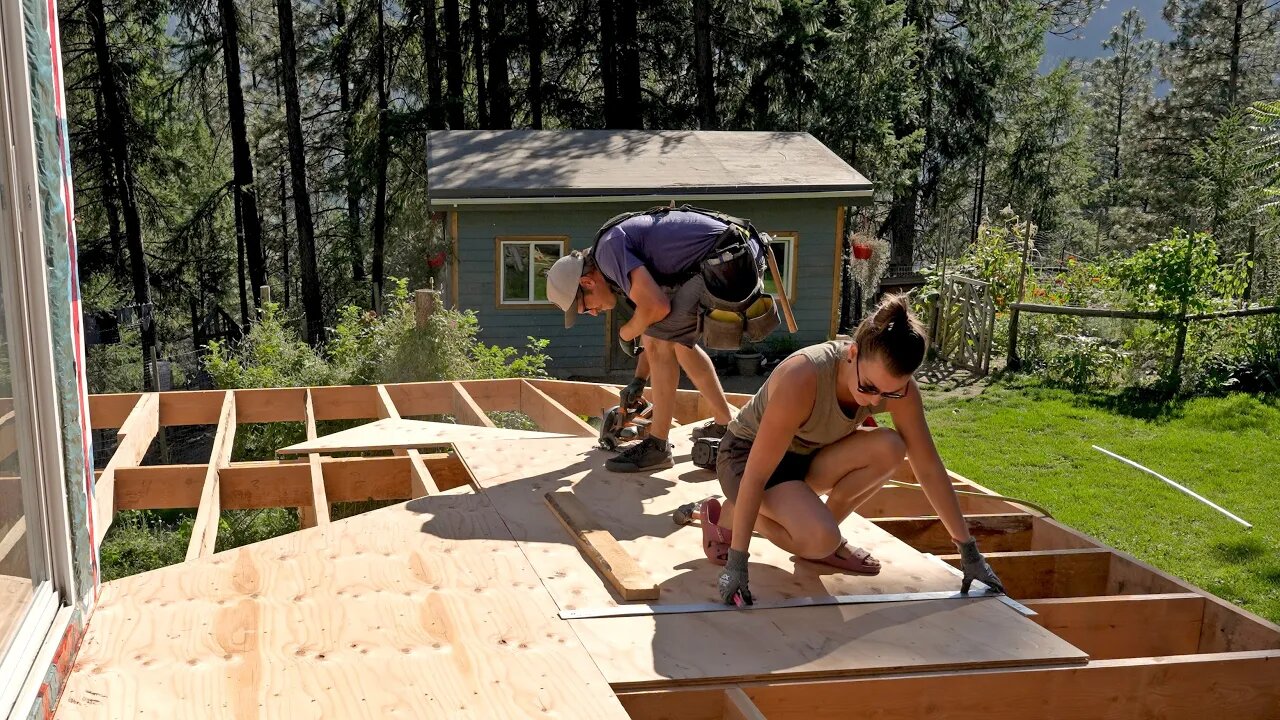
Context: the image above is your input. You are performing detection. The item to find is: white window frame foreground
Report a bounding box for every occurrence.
[764,231,798,302]
[0,0,79,713]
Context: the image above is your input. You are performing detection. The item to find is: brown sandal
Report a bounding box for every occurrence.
[814,541,881,575]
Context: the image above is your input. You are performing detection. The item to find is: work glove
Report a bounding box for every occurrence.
[955,537,1006,595]
[619,377,646,407]
[619,335,644,359]
[718,548,753,606]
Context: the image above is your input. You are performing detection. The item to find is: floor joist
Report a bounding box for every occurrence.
[185,391,236,559]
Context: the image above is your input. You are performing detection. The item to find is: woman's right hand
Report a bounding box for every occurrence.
[718,549,752,605]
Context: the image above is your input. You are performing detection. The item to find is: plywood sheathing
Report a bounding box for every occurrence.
[571,597,1085,690]
[58,492,629,719]
[455,427,969,612]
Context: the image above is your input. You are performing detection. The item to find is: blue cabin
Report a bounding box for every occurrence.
[427,130,873,377]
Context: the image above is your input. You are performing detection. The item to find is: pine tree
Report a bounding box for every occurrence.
[1084,8,1157,248]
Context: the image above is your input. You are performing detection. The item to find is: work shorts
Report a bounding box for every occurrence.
[716,431,815,502]
[642,275,706,348]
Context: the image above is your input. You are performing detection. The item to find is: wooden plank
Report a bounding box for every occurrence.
[1199,597,1280,653]
[527,378,619,417]
[230,388,307,423]
[724,687,766,720]
[1015,513,1280,654]
[856,485,1020,518]
[1030,517,1101,550]
[870,514,1034,554]
[544,490,659,602]
[618,688,724,720]
[94,393,160,544]
[277,417,559,456]
[1025,594,1206,660]
[375,384,438,497]
[736,651,1280,720]
[110,456,461,510]
[520,380,596,436]
[567,597,1087,689]
[299,389,330,528]
[457,379,522,411]
[59,493,630,719]
[451,382,495,428]
[937,549,1113,599]
[379,381,452,417]
[88,392,144,429]
[307,384,383,421]
[186,391,236,560]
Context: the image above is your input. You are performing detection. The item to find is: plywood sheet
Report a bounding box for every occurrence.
[59,493,628,720]
[569,597,1087,689]
[452,427,967,611]
[277,417,572,456]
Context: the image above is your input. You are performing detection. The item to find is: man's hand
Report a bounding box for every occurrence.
[955,537,1006,594]
[619,335,643,359]
[619,377,646,407]
[718,549,753,606]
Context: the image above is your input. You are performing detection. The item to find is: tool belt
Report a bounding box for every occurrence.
[698,226,780,350]
[588,205,781,349]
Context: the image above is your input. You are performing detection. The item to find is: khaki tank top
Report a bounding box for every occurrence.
[727,341,885,455]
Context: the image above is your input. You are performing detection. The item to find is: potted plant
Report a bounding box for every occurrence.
[734,340,764,376]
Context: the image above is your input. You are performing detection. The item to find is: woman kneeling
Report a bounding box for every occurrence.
[702,294,1005,605]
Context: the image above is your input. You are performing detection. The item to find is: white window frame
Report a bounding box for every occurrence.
[0,0,79,713]
[495,236,569,307]
[764,231,798,302]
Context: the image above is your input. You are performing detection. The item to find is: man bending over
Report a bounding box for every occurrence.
[547,207,764,472]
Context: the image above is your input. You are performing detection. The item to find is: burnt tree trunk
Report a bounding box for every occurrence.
[88,0,155,388]
[335,0,364,282]
[424,0,444,129]
[599,0,619,127]
[219,0,267,308]
[693,0,715,129]
[371,0,391,309]
[444,0,464,127]
[487,0,511,127]
[470,0,487,127]
[616,0,640,127]
[526,0,542,128]
[277,0,325,343]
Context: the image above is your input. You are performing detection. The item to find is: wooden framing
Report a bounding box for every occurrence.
[93,392,159,545]
[80,378,1280,719]
[185,391,235,559]
[299,389,330,528]
[375,384,439,497]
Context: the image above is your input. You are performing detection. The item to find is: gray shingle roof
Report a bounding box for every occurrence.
[427,130,872,203]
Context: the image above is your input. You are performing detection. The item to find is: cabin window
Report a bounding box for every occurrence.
[497,237,570,306]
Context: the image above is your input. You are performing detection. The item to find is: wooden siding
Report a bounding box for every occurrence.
[451,198,860,376]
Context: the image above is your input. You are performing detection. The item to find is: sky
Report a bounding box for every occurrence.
[1040,0,1176,73]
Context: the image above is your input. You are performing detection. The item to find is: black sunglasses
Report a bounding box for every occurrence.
[855,355,909,400]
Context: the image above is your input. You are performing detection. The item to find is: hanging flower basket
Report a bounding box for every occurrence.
[852,242,873,260]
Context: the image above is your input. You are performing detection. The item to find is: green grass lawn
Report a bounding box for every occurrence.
[919,381,1280,624]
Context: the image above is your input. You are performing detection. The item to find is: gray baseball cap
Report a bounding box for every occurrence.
[546,251,586,328]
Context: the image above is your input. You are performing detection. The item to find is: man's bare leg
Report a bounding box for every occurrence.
[645,338,680,443]
[672,344,733,425]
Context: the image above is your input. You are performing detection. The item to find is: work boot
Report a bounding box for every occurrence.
[691,420,728,441]
[606,437,674,473]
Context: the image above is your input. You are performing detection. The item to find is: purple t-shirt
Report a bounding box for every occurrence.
[592,211,728,294]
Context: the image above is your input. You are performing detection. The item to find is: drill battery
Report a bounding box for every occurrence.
[691,436,720,469]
